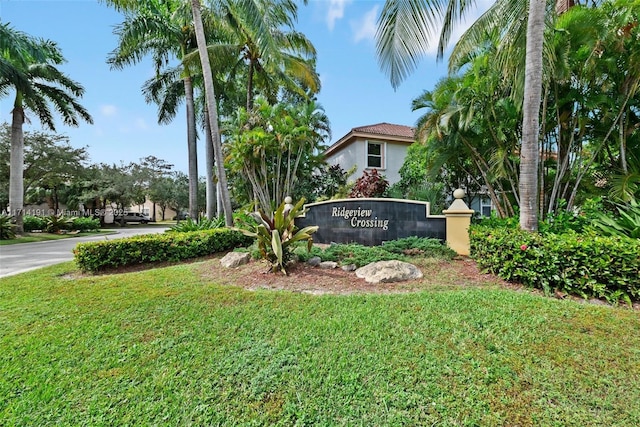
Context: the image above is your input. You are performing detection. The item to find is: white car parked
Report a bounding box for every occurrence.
[114,212,150,224]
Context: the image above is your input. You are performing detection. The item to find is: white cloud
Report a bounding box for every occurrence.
[326,0,351,31]
[100,104,118,117]
[352,5,379,43]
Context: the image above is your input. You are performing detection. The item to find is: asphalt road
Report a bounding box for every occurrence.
[0,226,168,278]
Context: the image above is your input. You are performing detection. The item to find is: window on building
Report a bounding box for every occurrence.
[366,141,384,169]
[480,197,492,217]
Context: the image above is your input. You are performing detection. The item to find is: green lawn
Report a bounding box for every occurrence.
[1,260,639,426]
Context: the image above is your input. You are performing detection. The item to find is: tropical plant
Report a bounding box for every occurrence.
[43,214,72,233]
[0,214,15,240]
[592,201,640,239]
[167,216,225,233]
[294,163,351,203]
[225,97,330,213]
[213,0,320,110]
[235,198,318,274]
[107,0,205,220]
[1,24,92,234]
[190,0,234,226]
[349,169,389,198]
[376,0,549,231]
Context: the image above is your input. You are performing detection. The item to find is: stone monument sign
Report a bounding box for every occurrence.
[295,198,446,246]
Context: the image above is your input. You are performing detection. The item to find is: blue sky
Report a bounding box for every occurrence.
[1,0,491,173]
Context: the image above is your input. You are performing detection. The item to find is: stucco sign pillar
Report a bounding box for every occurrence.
[443,189,475,256]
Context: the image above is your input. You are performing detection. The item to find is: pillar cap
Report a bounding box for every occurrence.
[453,188,465,199]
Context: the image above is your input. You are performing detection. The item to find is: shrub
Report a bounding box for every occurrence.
[294,237,456,268]
[167,217,225,233]
[71,217,100,232]
[349,169,389,198]
[235,198,318,274]
[23,215,46,232]
[381,236,457,258]
[539,198,603,235]
[591,201,640,239]
[0,214,15,240]
[307,243,406,267]
[74,228,253,273]
[470,225,640,304]
[43,214,73,233]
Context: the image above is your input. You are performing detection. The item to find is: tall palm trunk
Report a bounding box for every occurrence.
[519,0,545,232]
[246,59,255,111]
[204,103,216,220]
[191,0,234,226]
[9,96,25,234]
[184,75,199,220]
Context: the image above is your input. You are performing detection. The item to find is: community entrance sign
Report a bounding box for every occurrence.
[295,198,446,246]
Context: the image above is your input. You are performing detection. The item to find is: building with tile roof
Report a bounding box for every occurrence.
[324,122,416,185]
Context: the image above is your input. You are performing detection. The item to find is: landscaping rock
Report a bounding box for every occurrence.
[341,264,357,272]
[220,252,251,268]
[319,261,338,269]
[306,256,322,267]
[355,260,423,284]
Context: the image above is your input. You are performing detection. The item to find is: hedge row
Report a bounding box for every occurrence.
[470,225,640,304]
[74,228,253,273]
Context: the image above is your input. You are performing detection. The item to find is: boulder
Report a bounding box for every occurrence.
[220,251,251,268]
[355,260,423,284]
[306,256,322,267]
[319,261,338,269]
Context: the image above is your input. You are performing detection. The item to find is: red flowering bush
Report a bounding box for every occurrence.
[349,169,389,198]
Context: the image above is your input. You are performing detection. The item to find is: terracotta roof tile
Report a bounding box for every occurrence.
[352,122,415,138]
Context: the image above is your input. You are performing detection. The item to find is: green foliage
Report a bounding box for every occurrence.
[43,214,73,233]
[295,237,456,268]
[382,236,457,258]
[539,199,603,235]
[304,243,405,267]
[294,164,350,203]
[167,216,225,233]
[235,198,318,274]
[0,214,15,240]
[349,169,389,198]
[22,215,46,232]
[73,229,253,273]
[225,98,330,214]
[592,201,640,239]
[470,225,640,304]
[71,216,100,232]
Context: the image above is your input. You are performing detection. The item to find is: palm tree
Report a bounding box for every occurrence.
[107,0,203,220]
[191,0,234,226]
[376,0,552,231]
[216,0,319,111]
[1,26,92,234]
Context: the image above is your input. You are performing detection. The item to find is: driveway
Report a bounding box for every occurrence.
[0,226,169,278]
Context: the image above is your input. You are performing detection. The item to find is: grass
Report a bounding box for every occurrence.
[1,260,639,426]
[0,230,116,245]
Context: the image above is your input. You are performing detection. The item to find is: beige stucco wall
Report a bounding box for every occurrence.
[325,137,411,185]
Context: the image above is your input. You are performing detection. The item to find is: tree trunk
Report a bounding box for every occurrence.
[247,59,255,111]
[184,75,199,220]
[519,0,545,232]
[9,98,25,235]
[191,0,234,226]
[204,103,216,220]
